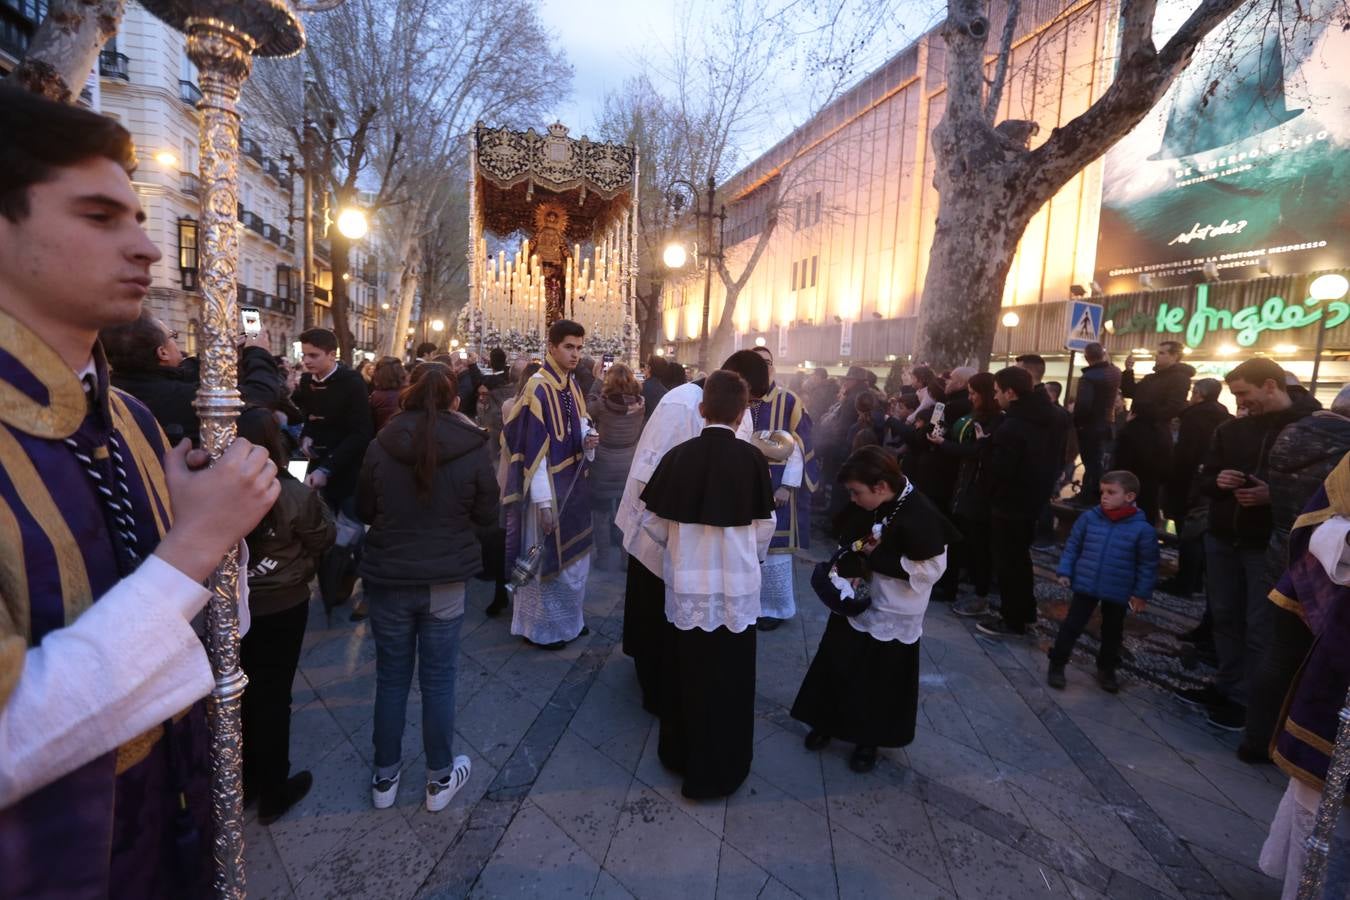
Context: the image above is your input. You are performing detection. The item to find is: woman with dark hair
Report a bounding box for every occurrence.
[589,363,645,568]
[237,406,335,824]
[660,358,688,390]
[356,363,499,812]
[930,371,1004,612]
[905,365,945,424]
[369,356,408,431]
[847,392,882,450]
[791,446,957,773]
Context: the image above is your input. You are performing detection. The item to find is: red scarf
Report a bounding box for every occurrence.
[1101,504,1138,522]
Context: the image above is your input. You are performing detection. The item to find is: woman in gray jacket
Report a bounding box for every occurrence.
[588,363,645,568]
[356,362,499,813]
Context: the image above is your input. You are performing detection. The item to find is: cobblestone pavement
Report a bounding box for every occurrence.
[243,549,1287,899]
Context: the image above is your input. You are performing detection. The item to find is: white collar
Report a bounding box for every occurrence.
[704,423,735,432]
[74,358,97,392]
[313,363,339,383]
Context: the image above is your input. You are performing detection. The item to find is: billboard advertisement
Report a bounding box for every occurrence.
[1095,0,1350,293]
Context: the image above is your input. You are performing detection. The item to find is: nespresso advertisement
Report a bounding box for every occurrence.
[1095,0,1350,293]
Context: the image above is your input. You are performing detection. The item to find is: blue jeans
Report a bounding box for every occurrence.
[1203,535,1271,706]
[367,582,465,781]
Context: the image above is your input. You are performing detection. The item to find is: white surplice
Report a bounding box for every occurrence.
[848,551,947,644]
[642,509,776,633]
[616,382,753,575]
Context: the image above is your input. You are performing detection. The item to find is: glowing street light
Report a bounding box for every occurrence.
[754,336,767,347]
[1001,310,1020,365]
[154,149,178,168]
[450,338,460,349]
[1310,273,1350,302]
[663,242,688,269]
[654,347,666,357]
[335,206,369,240]
[431,318,445,333]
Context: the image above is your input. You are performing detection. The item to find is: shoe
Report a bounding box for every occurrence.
[757,617,783,632]
[976,618,1026,638]
[1173,684,1226,709]
[804,729,830,751]
[952,597,989,618]
[1206,701,1247,732]
[1237,742,1273,765]
[1096,669,1120,694]
[849,745,879,773]
[485,585,508,618]
[371,771,400,809]
[1047,663,1067,689]
[425,756,472,813]
[258,771,313,825]
[1178,623,1211,644]
[528,639,567,651]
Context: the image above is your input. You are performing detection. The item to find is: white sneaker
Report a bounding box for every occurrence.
[371,772,400,809]
[425,756,471,813]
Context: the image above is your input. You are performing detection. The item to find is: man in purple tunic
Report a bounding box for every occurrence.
[0,87,279,897]
[502,319,599,650]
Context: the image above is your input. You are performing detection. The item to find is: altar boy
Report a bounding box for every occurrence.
[639,370,777,798]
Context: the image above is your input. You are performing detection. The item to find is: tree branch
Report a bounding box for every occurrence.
[983,0,1022,123]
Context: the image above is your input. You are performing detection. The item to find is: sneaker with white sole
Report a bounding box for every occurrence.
[371,772,400,809]
[425,756,472,813]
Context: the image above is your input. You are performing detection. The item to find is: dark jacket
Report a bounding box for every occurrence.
[245,473,335,615]
[356,409,499,586]
[293,363,374,503]
[901,387,972,509]
[370,388,401,432]
[641,376,668,424]
[1037,384,1072,490]
[1122,362,1196,423]
[1165,400,1233,520]
[1199,393,1319,546]
[1266,411,1350,573]
[939,410,1004,521]
[591,392,645,500]
[984,390,1056,519]
[1073,361,1121,430]
[457,365,484,418]
[1056,506,1159,604]
[111,346,284,446]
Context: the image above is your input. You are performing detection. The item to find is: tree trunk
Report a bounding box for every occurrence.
[387,238,421,359]
[329,233,355,363]
[6,0,124,103]
[635,281,663,364]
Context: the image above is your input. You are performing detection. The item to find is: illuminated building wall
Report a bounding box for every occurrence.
[661,0,1118,358]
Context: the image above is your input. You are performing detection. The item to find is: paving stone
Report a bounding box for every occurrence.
[830,822,951,898]
[602,784,723,900]
[723,773,838,900]
[633,724,728,836]
[400,739,499,863]
[904,725,1030,827]
[748,721,828,814]
[1072,713,1235,809]
[287,698,349,775]
[930,815,1071,900]
[469,800,600,898]
[456,677,544,768]
[292,811,433,900]
[591,869,637,899]
[1188,845,1281,899]
[243,816,296,900]
[569,677,652,763]
[714,842,771,899]
[1119,767,1273,870]
[299,624,378,689]
[963,706,1102,800]
[529,731,633,865]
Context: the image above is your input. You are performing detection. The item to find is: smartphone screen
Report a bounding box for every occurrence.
[241,306,262,337]
[932,402,946,425]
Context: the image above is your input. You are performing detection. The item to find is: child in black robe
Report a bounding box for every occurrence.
[639,370,777,798]
[792,446,958,772]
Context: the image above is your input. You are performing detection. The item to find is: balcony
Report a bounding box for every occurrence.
[276,172,294,193]
[314,286,330,303]
[362,264,378,285]
[178,79,202,107]
[261,223,281,244]
[314,241,331,265]
[280,234,296,254]
[239,136,264,166]
[180,171,200,197]
[242,211,265,235]
[98,49,129,81]
[237,203,246,223]
[263,158,283,180]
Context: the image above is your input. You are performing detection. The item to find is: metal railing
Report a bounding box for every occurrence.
[261,223,281,244]
[239,136,264,165]
[178,79,202,107]
[98,49,129,80]
[180,171,200,197]
[242,212,265,234]
[279,235,295,254]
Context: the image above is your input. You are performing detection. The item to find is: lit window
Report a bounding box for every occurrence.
[177,216,198,290]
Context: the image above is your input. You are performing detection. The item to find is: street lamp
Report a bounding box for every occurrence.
[1001,310,1020,366]
[450,338,460,349]
[663,242,689,269]
[1309,273,1350,393]
[335,206,369,240]
[666,176,726,373]
[153,149,178,168]
[431,318,445,333]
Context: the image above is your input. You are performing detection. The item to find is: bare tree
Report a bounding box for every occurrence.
[251,0,570,361]
[914,0,1337,366]
[5,0,125,102]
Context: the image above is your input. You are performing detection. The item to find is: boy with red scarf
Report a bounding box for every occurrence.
[1047,470,1159,693]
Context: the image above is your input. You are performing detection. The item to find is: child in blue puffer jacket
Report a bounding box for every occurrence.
[1048,470,1159,693]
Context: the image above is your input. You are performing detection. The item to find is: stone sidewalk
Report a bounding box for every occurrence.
[242,555,1289,899]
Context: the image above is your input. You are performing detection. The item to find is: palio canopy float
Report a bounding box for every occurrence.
[464,122,640,360]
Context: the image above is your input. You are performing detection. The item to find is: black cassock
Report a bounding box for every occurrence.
[792,487,956,748]
[641,427,775,799]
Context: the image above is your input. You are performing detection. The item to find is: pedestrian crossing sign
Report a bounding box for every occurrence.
[1065,300,1103,351]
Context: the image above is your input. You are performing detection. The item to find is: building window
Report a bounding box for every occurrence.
[276,264,292,300]
[177,217,198,290]
[790,260,799,293]
[186,319,200,356]
[810,255,818,287]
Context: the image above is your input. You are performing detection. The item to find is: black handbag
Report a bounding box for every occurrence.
[810,482,914,618]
